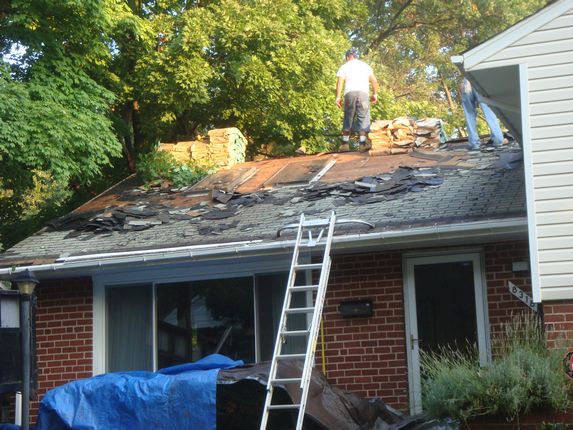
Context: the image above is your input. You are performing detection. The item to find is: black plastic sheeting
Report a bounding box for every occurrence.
[216,361,458,430]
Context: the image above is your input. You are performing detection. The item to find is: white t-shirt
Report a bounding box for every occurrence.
[336,59,373,95]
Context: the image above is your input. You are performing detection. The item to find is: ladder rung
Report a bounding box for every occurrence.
[293,263,323,271]
[289,284,319,292]
[280,330,309,337]
[285,307,315,314]
[276,353,306,360]
[271,377,302,385]
[267,404,300,411]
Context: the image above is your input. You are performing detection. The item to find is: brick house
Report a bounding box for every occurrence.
[0,142,535,419]
[2,1,573,422]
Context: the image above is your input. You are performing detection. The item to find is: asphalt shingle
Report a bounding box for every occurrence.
[0,146,526,267]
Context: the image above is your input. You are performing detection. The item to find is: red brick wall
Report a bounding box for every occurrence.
[483,242,536,340]
[31,277,93,422]
[543,299,573,348]
[322,252,409,411]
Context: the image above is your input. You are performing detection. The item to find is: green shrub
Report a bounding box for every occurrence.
[136,151,214,187]
[170,161,213,188]
[137,150,177,185]
[421,314,572,421]
[422,345,486,420]
[540,423,570,430]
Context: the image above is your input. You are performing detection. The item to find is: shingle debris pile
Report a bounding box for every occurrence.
[302,167,444,205]
[46,166,444,238]
[368,117,444,155]
[47,190,269,238]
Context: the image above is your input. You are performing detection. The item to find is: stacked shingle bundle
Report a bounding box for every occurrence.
[205,128,247,167]
[368,117,443,155]
[158,127,247,168]
[157,141,194,163]
[414,118,443,147]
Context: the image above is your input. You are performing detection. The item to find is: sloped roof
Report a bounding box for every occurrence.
[0,143,527,275]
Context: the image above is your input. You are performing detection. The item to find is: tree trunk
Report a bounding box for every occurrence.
[119,102,137,173]
[440,75,455,111]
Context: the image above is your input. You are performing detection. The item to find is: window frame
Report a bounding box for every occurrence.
[93,254,304,374]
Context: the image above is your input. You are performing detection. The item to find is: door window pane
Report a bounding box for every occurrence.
[414,261,477,353]
[107,285,153,372]
[156,277,254,368]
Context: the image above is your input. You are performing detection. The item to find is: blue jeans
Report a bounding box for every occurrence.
[460,79,503,149]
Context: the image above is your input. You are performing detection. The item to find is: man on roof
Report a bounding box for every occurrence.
[461,78,504,151]
[335,48,379,152]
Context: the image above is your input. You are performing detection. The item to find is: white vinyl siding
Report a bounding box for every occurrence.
[467,5,573,301]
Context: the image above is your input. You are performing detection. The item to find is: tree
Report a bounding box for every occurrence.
[132,0,356,155]
[0,0,123,245]
[354,0,548,134]
[0,0,551,249]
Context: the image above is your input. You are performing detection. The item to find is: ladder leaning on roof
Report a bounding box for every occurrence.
[259,211,337,430]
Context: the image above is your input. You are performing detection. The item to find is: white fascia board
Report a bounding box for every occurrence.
[0,218,528,279]
[461,0,573,71]
[518,64,542,303]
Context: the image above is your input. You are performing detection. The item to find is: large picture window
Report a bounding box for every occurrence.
[103,270,301,373]
[156,277,255,368]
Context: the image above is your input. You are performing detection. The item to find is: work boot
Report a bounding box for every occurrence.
[358,140,372,152]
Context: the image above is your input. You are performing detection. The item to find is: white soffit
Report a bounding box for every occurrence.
[465,65,522,143]
[461,0,573,70]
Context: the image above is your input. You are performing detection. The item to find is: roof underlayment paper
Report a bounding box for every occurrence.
[35,354,243,430]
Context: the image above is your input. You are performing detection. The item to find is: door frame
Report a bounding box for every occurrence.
[403,251,491,414]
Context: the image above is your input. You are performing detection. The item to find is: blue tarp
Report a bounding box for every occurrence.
[35,354,243,430]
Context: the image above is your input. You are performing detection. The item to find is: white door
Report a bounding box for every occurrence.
[404,252,490,414]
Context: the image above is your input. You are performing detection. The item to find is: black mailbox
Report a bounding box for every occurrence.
[338,299,373,318]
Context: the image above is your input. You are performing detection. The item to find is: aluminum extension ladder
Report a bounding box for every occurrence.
[259,212,336,430]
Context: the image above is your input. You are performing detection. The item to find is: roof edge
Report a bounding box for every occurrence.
[0,218,528,280]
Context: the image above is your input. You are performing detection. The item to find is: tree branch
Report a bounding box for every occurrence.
[369,0,416,50]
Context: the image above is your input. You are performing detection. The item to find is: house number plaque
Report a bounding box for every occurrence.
[508,281,538,312]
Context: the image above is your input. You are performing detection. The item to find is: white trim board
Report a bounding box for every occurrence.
[519,64,542,303]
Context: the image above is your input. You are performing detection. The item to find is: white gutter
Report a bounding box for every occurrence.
[60,240,263,263]
[0,218,527,278]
